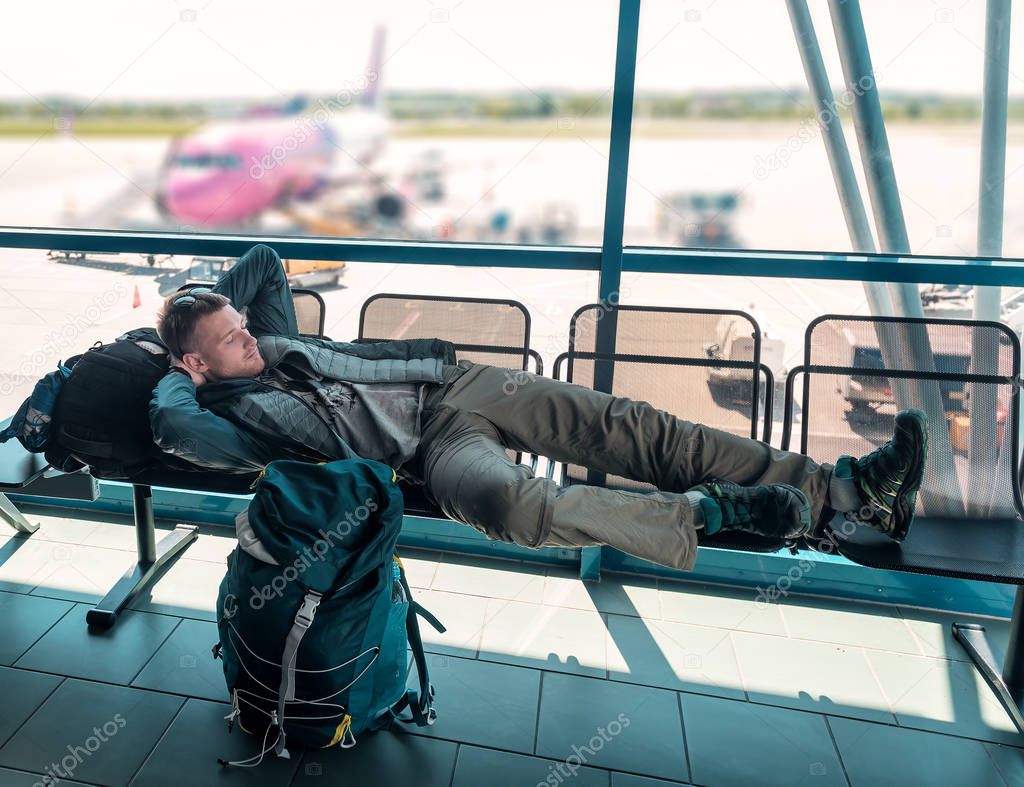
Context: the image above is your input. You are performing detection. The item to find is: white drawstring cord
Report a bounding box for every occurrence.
[218,723,279,769]
[228,620,375,673]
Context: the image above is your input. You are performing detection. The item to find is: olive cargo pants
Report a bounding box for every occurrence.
[402,361,833,571]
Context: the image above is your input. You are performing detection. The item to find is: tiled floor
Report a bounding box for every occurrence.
[1,504,1023,786]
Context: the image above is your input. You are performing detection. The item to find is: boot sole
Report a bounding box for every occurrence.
[774,483,811,539]
[890,409,928,542]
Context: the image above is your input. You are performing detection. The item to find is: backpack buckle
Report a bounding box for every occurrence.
[295,592,322,629]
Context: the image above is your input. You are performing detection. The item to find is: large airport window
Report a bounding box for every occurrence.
[0,1,616,245]
[624,1,1024,259]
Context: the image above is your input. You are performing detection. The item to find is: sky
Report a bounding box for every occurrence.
[0,0,1020,102]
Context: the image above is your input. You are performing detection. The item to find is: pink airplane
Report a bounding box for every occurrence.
[156,28,389,228]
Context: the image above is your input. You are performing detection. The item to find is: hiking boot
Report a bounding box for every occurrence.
[691,478,811,540]
[837,408,928,542]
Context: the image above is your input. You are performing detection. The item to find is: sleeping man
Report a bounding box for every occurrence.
[150,244,927,572]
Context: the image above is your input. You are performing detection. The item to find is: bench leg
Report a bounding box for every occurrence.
[579,546,602,581]
[85,484,197,630]
[0,492,39,535]
[953,586,1024,735]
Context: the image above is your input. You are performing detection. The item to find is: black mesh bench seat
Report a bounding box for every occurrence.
[551,303,783,572]
[822,515,1024,585]
[358,292,544,521]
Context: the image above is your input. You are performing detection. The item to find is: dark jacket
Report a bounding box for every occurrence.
[149,244,454,473]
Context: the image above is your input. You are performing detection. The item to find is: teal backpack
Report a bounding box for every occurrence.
[213,458,444,767]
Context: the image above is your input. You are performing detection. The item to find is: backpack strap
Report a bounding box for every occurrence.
[273,590,322,758]
[387,568,444,728]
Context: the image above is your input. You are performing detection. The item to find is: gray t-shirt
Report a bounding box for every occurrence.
[260,365,428,468]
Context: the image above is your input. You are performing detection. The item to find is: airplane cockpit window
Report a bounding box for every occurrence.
[172,154,243,170]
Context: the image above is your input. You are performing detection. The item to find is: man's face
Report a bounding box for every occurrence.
[183,306,265,381]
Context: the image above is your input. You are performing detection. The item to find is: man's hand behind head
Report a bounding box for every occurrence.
[172,357,207,387]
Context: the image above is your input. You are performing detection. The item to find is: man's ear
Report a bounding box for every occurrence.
[180,352,207,373]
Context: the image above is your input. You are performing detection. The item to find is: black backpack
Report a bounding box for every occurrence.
[45,328,176,480]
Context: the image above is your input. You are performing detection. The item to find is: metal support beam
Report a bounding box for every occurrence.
[581,0,642,582]
[0,492,39,534]
[955,0,1021,732]
[969,0,1012,517]
[785,0,893,318]
[829,0,964,518]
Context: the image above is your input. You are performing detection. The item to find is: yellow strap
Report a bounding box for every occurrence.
[324,714,352,748]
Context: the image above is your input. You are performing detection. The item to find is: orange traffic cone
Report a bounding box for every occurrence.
[132,285,141,309]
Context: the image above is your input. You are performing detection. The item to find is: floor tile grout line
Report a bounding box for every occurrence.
[127,616,186,687]
[124,694,189,787]
[676,691,693,783]
[22,590,218,625]
[981,739,1013,787]
[814,707,1024,751]
[822,715,854,787]
[0,661,229,705]
[777,596,793,639]
[400,728,683,786]
[706,617,956,661]
[7,597,77,666]
[897,602,1012,623]
[0,674,66,752]
[859,644,898,721]
[895,611,930,659]
[725,630,749,702]
[448,742,461,787]
[287,754,302,787]
[532,669,545,756]
[0,765,107,787]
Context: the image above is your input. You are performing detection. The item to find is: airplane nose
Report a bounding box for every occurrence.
[165,173,265,225]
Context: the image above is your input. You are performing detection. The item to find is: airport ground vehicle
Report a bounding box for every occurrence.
[188,255,345,289]
[705,311,786,405]
[655,191,742,248]
[837,322,976,415]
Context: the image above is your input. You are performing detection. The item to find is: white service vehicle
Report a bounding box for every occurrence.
[704,309,786,399]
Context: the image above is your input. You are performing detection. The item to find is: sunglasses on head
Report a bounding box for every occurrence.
[171,286,213,309]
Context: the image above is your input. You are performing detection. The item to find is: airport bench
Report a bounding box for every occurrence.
[550,304,778,578]
[0,286,326,629]
[357,292,543,518]
[780,313,1024,735]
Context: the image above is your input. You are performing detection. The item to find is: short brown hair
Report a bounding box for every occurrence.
[157,290,232,359]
